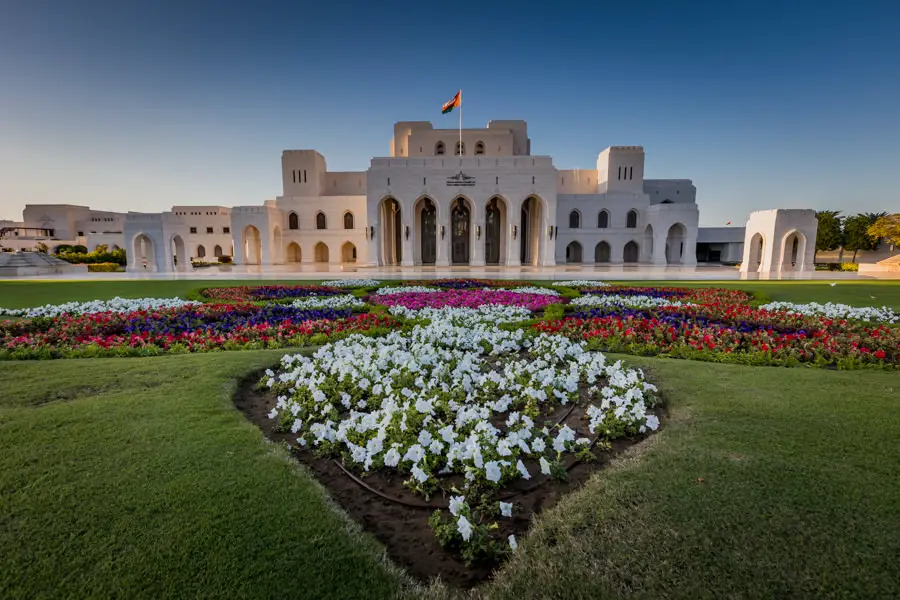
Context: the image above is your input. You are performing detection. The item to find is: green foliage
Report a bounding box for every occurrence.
[87,262,123,272]
[72,244,88,253]
[218,255,233,264]
[35,242,49,253]
[815,210,844,252]
[843,212,884,261]
[55,246,127,266]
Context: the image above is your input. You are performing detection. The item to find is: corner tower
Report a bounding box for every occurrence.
[597,146,645,194]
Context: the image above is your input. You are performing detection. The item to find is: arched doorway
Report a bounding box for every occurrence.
[197,245,206,259]
[643,224,654,262]
[341,242,357,263]
[623,241,639,263]
[243,225,261,265]
[595,241,611,263]
[485,196,506,265]
[451,197,471,265]
[380,198,402,265]
[665,223,686,264]
[286,242,301,263]
[132,233,157,271]
[519,196,543,266]
[415,197,437,265]
[748,233,764,271]
[781,231,806,271]
[214,245,223,258]
[565,241,583,263]
[171,235,187,270]
[314,242,329,263]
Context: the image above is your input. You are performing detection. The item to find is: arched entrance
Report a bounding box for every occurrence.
[781,231,806,271]
[519,196,543,266]
[380,198,402,265]
[415,197,437,265]
[243,225,261,265]
[485,196,507,265]
[132,233,158,271]
[197,245,206,259]
[748,233,764,271]
[595,241,611,263]
[624,241,639,263]
[643,224,654,262]
[565,241,583,264]
[451,197,471,265]
[665,223,687,264]
[341,242,357,263]
[286,242,301,263]
[214,245,223,258]
[314,242,329,263]
[171,234,187,270]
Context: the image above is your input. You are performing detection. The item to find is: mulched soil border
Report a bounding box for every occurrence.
[233,367,665,587]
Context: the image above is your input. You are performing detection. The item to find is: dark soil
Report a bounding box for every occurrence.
[233,368,663,587]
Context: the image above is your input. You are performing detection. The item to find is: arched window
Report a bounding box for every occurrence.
[598,210,609,228]
[197,245,206,258]
[214,245,223,257]
[455,141,465,155]
[343,212,354,229]
[316,212,326,230]
[288,212,299,230]
[475,141,485,155]
[435,142,445,155]
[661,199,674,204]
[569,210,581,229]
[626,209,638,228]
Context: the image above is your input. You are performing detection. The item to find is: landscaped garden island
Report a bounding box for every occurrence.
[1,278,898,597]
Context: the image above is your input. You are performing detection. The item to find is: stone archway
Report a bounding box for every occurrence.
[132,233,158,272]
[485,196,507,265]
[286,242,301,263]
[565,241,583,264]
[272,226,283,264]
[380,198,402,265]
[314,242,329,263]
[643,224,654,262]
[171,234,187,270]
[519,196,544,266]
[450,197,471,265]
[243,225,262,265]
[624,241,640,263]
[748,233,764,272]
[595,241,611,263]
[665,223,687,264]
[415,197,437,265]
[341,242,357,263]
[781,231,806,271]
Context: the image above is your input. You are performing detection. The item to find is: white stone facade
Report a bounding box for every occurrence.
[2,118,813,274]
[739,209,818,274]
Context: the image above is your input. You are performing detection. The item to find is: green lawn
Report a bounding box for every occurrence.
[2,280,899,599]
[1,278,899,309]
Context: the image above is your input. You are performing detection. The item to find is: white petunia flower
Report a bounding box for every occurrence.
[457,515,473,541]
[449,495,466,516]
[485,461,502,483]
[539,456,552,475]
[516,460,531,480]
[508,534,518,551]
[499,501,513,517]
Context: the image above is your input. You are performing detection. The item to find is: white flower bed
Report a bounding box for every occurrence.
[387,304,534,324]
[571,294,692,310]
[551,280,611,288]
[290,295,365,310]
[322,279,382,288]
[0,297,201,318]
[489,286,561,296]
[265,309,659,555]
[374,285,440,295]
[760,301,898,324]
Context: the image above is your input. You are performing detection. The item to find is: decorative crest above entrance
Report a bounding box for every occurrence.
[446,171,476,187]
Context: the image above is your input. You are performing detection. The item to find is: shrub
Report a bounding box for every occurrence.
[218,255,233,264]
[840,262,859,272]
[87,262,123,272]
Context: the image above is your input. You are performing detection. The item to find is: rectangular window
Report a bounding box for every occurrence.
[77,231,84,237]
[223,227,230,234]
[292,170,296,183]
[190,227,197,234]
[423,177,426,185]
[303,170,307,183]
[618,166,622,180]
[388,177,391,186]
[206,227,213,234]
[629,166,633,180]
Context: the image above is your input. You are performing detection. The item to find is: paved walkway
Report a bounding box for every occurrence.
[4,264,897,281]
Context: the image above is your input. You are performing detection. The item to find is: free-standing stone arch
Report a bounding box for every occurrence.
[780,230,807,272]
[131,233,158,272]
[665,223,687,264]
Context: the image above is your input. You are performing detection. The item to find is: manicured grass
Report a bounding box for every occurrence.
[485,356,900,599]
[1,279,899,309]
[2,351,898,598]
[0,352,409,600]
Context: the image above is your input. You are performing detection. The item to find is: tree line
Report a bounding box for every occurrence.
[815,212,900,262]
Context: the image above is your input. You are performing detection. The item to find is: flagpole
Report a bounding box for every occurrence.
[459,89,462,157]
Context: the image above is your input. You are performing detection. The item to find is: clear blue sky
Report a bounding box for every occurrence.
[1,0,898,226]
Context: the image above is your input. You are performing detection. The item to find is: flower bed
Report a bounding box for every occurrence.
[0,297,200,318]
[372,289,565,312]
[321,279,382,288]
[198,285,342,302]
[264,314,659,565]
[0,304,397,359]
[399,278,532,289]
[760,301,898,324]
[551,280,611,288]
[583,285,754,305]
[290,295,366,310]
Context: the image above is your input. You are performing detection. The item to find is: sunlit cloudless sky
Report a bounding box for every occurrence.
[1,0,898,225]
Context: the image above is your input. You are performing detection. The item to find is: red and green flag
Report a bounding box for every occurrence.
[441,90,461,114]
